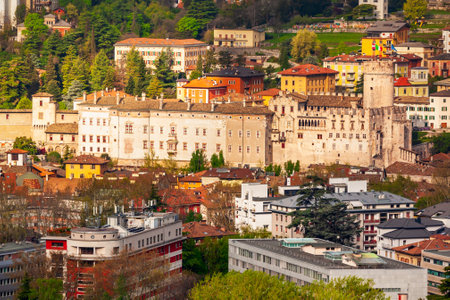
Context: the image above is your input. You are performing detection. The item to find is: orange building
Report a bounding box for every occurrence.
[179,78,228,103]
[205,67,264,95]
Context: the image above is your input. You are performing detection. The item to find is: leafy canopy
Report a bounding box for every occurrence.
[13,136,38,155]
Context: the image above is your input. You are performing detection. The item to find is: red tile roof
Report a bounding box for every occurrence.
[202,168,254,180]
[179,170,207,183]
[386,162,435,177]
[394,77,412,86]
[64,155,108,165]
[392,238,450,256]
[254,88,281,97]
[182,78,228,89]
[160,189,204,208]
[183,221,235,239]
[115,38,205,47]
[6,149,28,154]
[278,64,338,76]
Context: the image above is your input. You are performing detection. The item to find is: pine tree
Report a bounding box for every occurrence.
[90,49,111,91]
[63,80,83,109]
[17,273,32,300]
[203,49,216,73]
[44,55,58,86]
[104,67,116,90]
[189,150,208,173]
[218,50,232,69]
[154,49,176,90]
[61,46,78,94]
[46,79,62,101]
[147,76,163,98]
[186,0,218,27]
[189,55,203,80]
[125,47,148,95]
[15,96,32,109]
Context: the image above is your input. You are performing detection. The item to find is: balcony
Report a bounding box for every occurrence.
[168,132,177,138]
[363,230,377,235]
[363,240,377,245]
[363,219,380,224]
[215,37,236,42]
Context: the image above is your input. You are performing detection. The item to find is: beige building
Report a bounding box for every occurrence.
[45,123,78,155]
[114,38,208,73]
[395,42,435,67]
[422,250,450,296]
[269,61,414,169]
[214,28,265,48]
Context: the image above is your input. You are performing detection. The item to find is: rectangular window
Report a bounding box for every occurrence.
[216,144,221,152]
[317,134,322,139]
[60,135,64,141]
[143,140,148,149]
[159,141,164,149]
[160,127,163,134]
[256,131,261,138]
[150,126,154,134]
[183,127,187,135]
[246,130,251,138]
[217,129,221,137]
[183,142,187,151]
[228,145,232,152]
[195,143,199,150]
[202,143,207,151]
[196,128,199,136]
[89,135,93,142]
[228,130,232,137]
[144,125,148,134]
[203,129,207,136]
[246,146,250,153]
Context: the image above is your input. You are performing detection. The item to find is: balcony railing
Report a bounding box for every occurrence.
[363,240,377,245]
[363,219,380,224]
[363,230,377,235]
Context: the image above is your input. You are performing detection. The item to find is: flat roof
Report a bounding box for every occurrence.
[0,242,43,255]
[231,239,420,270]
[423,250,450,258]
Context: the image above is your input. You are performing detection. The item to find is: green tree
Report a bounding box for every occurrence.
[189,55,203,80]
[218,50,232,69]
[336,41,347,55]
[189,270,301,299]
[289,176,361,246]
[186,0,218,28]
[90,49,111,91]
[298,276,387,299]
[147,76,163,98]
[182,238,208,274]
[63,80,84,109]
[210,150,225,168]
[15,96,32,109]
[294,160,300,172]
[154,49,176,91]
[13,136,38,155]
[279,42,291,70]
[302,55,319,65]
[189,149,208,173]
[29,278,63,300]
[239,225,272,238]
[176,17,202,38]
[60,46,78,94]
[0,58,32,108]
[355,75,363,93]
[203,49,216,73]
[22,13,49,53]
[431,132,450,154]
[47,151,62,163]
[290,29,321,63]
[14,4,27,25]
[42,31,67,61]
[46,80,62,102]
[17,272,32,300]
[185,211,203,223]
[352,4,376,19]
[370,176,418,200]
[439,266,450,298]
[284,160,295,176]
[403,0,427,21]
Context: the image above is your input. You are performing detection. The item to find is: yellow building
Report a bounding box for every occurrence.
[177,170,206,189]
[323,55,410,92]
[253,88,281,106]
[214,28,265,48]
[394,67,429,97]
[64,155,108,179]
[362,21,409,56]
[278,64,337,95]
[435,78,450,92]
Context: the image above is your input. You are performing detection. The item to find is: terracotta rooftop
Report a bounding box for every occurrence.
[43,178,83,195]
[399,54,422,61]
[394,77,411,86]
[115,38,205,47]
[110,100,273,115]
[254,88,281,97]
[431,90,450,97]
[183,221,235,239]
[278,64,338,76]
[429,53,450,61]
[45,123,78,134]
[76,90,136,106]
[394,96,429,105]
[202,168,254,180]
[182,78,228,89]
[6,149,28,154]
[33,92,54,97]
[179,170,207,183]
[392,237,450,256]
[205,67,264,78]
[385,161,435,177]
[306,95,362,108]
[160,188,204,207]
[64,155,108,165]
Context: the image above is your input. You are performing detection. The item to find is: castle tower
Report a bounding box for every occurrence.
[32,92,57,145]
[363,60,394,109]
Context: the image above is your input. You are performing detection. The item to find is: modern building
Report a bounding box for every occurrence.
[43,211,183,299]
[205,67,264,95]
[377,218,445,259]
[391,235,450,266]
[229,238,427,299]
[0,241,44,300]
[358,0,388,19]
[278,64,338,95]
[176,78,228,103]
[443,26,450,54]
[269,61,415,169]
[64,155,108,179]
[114,38,208,73]
[361,21,409,56]
[429,90,450,129]
[422,249,450,295]
[395,42,435,66]
[428,53,450,78]
[213,28,265,48]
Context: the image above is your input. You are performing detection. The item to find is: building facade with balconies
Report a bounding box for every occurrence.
[213,28,265,48]
[43,212,183,299]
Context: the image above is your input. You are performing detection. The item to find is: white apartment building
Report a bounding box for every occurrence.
[114,38,208,73]
[443,26,450,54]
[44,212,183,298]
[229,238,427,300]
[429,90,450,129]
[0,0,20,28]
[234,183,273,231]
[358,0,388,19]
[328,177,367,193]
[394,97,431,128]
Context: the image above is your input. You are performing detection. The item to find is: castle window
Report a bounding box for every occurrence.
[61,115,64,120]
[60,135,64,141]
[40,101,43,106]
[317,134,322,139]
[49,135,53,141]
[228,145,232,152]
[6,114,8,120]
[72,135,75,142]
[298,133,303,139]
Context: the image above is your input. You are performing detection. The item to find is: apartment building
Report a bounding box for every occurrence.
[0,242,44,300]
[213,28,265,48]
[395,42,435,66]
[64,155,108,179]
[394,68,429,97]
[393,96,430,128]
[428,53,450,78]
[43,211,183,299]
[429,90,450,129]
[176,78,227,103]
[362,21,409,56]
[114,38,208,73]
[443,26,450,54]
[279,64,337,95]
[205,67,264,94]
[422,249,450,295]
[391,235,450,266]
[229,238,427,299]
[358,0,387,19]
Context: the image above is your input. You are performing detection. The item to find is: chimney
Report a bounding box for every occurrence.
[187,98,191,111]
[227,95,231,103]
[211,101,215,112]
[159,96,163,110]
[83,91,87,102]
[101,90,104,97]
[135,95,138,102]
[116,92,120,105]
[142,92,146,102]
[243,97,246,107]
[94,91,98,104]
[106,87,109,92]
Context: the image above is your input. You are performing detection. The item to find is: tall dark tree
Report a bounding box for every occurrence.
[186,0,218,27]
[154,49,176,91]
[288,176,361,246]
[189,149,208,173]
[218,50,232,69]
[22,13,49,54]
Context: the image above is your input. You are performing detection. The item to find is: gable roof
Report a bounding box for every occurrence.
[179,170,207,183]
[378,218,443,229]
[417,202,450,219]
[201,168,254,180]
[392,238,450,255]
[394,77,411,86]
[182,78,228,89]
[385,161,435,177]
[115,38,205,47]
[366,21,408,33]
[64,155,108,165]
[278,64,338,76]
[45,123,78,134]
[254,88,281,97]
[429,53,450,61]
[6,149,28,154]
[383,228,432,239]
[182,221,235,239]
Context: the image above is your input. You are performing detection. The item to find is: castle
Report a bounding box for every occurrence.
[0,61,415,169]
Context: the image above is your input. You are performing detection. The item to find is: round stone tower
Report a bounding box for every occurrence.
[363,60,394,109]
